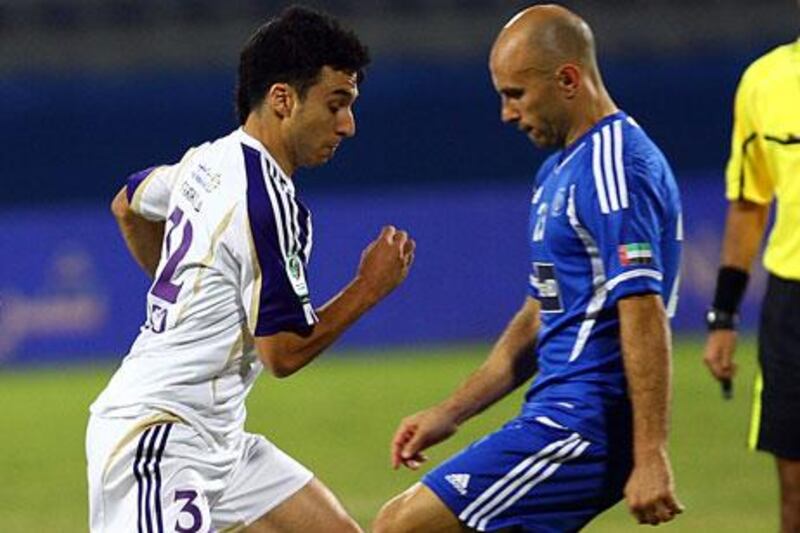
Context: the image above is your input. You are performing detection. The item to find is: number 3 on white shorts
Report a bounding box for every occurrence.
[170,488,209,533]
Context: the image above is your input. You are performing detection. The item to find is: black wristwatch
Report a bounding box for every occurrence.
[705,308,738,331]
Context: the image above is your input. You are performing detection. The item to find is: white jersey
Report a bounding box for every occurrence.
[91,128,319,443]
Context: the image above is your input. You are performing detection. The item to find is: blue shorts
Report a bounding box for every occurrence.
[422,414,631,532]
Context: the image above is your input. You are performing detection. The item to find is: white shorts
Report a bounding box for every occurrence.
[86,412,313,532]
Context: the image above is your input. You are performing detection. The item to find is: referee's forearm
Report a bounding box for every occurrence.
[719,200,769,271]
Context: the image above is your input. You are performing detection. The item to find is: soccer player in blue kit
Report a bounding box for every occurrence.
[374,5,683,532]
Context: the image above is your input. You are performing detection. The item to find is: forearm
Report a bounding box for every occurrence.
[294,278,378,361]
[111,187,164,277]
[257,276,381,377]
[709,200,769,319]
[619,294,672,461]
[439,298,539,425]
[719,200,769,271]
[259,225,414,378]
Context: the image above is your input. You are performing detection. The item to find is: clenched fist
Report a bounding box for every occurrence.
[356,225,415,302]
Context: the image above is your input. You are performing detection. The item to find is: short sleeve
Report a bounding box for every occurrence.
[126,165,178,221]
[725,69,773,204]
[581,156,668,305]
[127,146,203,221]
[240,144,318,337]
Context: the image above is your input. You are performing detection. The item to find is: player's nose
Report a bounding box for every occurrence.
[501,103,520,124]
[336,108,356,138]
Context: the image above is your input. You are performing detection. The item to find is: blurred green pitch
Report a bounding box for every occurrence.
[0,338,775,532]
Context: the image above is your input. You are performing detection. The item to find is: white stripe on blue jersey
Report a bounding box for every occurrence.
[605,269,663,292]
[613,120,629,208]
[601,125,619,211]
[591,120,630,214]
[566,185,608,363]
[591,133,610,214]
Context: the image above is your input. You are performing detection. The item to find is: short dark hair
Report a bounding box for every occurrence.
[236,5,370,125]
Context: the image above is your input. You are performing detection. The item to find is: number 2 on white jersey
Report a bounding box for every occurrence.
[152,206,194,304]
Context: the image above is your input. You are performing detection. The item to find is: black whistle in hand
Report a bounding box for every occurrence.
[721,378,733,400]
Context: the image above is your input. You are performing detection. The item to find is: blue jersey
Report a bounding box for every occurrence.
[523,111,682,440]
[423,113,681,531]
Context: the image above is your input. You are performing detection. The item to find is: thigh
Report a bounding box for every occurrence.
[88,413,217,533]
[244,477,360,533]
[422,416,625,532]
[212,433,324,531]
[376,482,471,533]
[756,276,800,459]
[777,457,800,494]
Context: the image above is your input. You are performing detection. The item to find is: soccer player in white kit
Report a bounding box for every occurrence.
[86,7,415,532]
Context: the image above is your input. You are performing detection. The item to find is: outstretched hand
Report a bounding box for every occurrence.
[624,449,684,526]
[391,406,458,470]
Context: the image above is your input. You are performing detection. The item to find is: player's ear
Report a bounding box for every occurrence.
[555,64,580,99]
[267,83,295,119]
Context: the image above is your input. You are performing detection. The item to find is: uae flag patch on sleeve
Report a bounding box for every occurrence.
[618,243,653,266]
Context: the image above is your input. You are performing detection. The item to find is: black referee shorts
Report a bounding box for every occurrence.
[754,273,800,460]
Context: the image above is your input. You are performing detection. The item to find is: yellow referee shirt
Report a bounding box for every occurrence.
[726,39,800,280]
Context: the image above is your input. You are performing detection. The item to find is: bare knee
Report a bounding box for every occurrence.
[331,515,362,533]
[374,484,464,533]
[315,491,362,533]
[374,493,408,533]
[303,510,360,533]
[245,477,363,533]
[247,510,361,533]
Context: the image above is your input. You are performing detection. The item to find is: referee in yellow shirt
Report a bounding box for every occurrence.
[703,37,800,531]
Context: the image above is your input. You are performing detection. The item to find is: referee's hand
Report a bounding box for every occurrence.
[703,329,738,395]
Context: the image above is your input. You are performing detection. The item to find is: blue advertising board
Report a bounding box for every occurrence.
[0,175,767,366]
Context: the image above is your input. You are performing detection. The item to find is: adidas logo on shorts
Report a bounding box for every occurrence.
[445,473,471,496]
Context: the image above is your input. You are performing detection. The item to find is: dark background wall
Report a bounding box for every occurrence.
[0,51,771,206]
[2,0,797,207]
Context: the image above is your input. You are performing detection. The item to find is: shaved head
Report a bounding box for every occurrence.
[488,4,616,149]
[492,4,597,74]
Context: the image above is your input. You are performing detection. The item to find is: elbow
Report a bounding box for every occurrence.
[267,360,299,379]
[256,348,301,379]
[111,188,131,220]
[254,330,317,379]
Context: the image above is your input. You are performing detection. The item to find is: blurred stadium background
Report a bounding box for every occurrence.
[0,0,796,531]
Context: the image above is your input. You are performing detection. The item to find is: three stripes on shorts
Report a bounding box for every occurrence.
[133,423,173,533]
[458,432,591,531]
